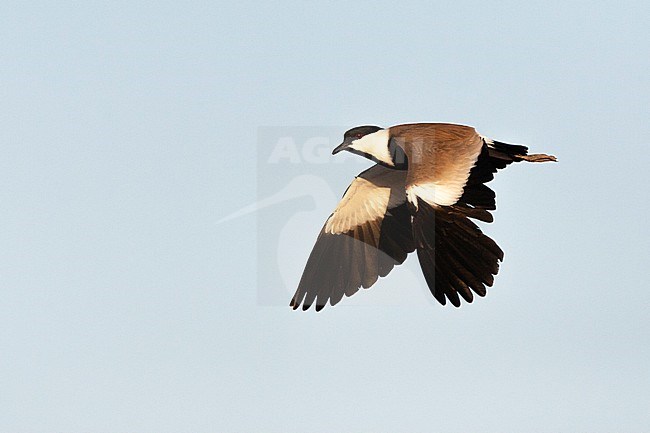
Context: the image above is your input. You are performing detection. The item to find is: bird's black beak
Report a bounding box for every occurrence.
[332,141,349,155]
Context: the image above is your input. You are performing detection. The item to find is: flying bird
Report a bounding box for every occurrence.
[290,123,556,311]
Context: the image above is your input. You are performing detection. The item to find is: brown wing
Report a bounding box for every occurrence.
[290,165,415,311]
[389,123,485,208]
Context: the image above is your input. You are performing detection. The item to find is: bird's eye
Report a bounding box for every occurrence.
[355,133,363,138]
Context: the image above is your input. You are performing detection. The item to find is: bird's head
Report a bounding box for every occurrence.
[332,125,404,168]
[332,125,382,154]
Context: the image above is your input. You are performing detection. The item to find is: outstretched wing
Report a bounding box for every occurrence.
[291,165,414,311]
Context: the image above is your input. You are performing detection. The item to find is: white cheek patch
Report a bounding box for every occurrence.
[349,129,394,166]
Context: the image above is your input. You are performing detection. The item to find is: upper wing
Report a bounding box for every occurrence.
[395,123,554,212]
[290,165,415,311]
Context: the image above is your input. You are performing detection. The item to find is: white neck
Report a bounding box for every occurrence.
[349,129,393,166]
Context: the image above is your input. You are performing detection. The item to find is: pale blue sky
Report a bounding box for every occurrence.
[1,1,649,432]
